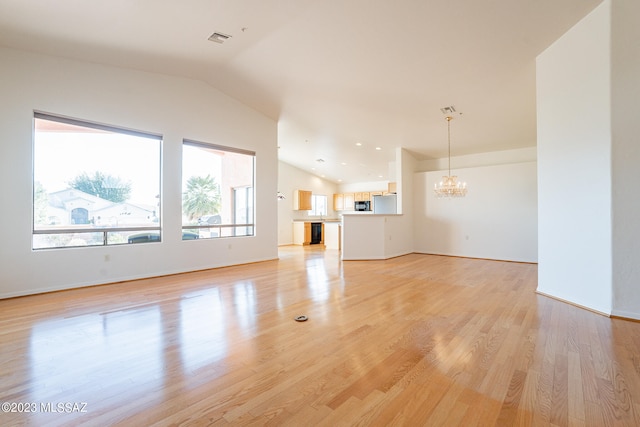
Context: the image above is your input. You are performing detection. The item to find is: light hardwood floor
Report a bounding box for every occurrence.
[1,246,640,426]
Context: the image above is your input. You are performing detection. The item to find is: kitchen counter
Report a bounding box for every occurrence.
[323,221,341,250]
[341,214,410,260]
[292,219,341,248]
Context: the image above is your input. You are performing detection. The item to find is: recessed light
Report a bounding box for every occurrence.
[375,147,382,151]
[321,175,325,178]
[338,179,342,182]
[341,162,347,166]
[356,142,362,146]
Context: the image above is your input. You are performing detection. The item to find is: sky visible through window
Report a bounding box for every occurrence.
[34,129,160,207]
[33,116,252,247]
[33,117,163,247]
[181,145,222,191]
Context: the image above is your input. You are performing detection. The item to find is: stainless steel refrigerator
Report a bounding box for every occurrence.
[373,194,397,214]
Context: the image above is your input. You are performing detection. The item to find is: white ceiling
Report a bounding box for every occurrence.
[0,0,602,183]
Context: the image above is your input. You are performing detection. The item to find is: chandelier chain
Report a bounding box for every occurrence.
[447,116,451,177]
[434,114,467,198]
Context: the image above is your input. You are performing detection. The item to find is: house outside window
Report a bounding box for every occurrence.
[33,112,161,249]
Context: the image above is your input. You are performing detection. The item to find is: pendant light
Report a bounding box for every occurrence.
[434,115,467,198]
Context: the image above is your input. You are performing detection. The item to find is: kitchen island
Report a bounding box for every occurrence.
[341,213,411,260]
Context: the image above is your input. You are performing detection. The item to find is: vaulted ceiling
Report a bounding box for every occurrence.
[0,0,602,183]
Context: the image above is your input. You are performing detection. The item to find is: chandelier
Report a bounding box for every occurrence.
[434,115,467,198]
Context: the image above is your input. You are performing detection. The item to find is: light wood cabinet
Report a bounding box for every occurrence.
[387,182,397,194]
[343,193,355,211]
[333,191,377,210]
[333,193,344,211]
[293,190,312,210]
[354,192,370,202]
[304,222,312,244]
[334,193,347,211]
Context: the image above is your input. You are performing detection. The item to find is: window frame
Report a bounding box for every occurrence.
[181,139,256,240]
[309,194,328,217]
[32,112,163,250]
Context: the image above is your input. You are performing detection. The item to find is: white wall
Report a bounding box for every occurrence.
[395,148,416,245]
[611,0,640,318]
[338,181,388,193]
[277,161,339,245]
[414,162,537,262]
[418,147,537,172]
[0,47,278,298]
[536,2,612,314]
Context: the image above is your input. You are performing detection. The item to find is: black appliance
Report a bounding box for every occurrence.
[354,201,371,211]
[311,222,322,244]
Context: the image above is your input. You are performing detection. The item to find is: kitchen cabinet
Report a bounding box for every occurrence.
[333,193,344,211]
[333,192,354,211]
[324,222,341,250]
[354,192,370,202]
[293,190,312,210]
[293,221,324,245]
[387,182,397,194]
[343,193,355,211]
[293,222,310,245]
[334,191,380,210]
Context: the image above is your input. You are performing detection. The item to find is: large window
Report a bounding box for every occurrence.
[33,113,161,249]
[182,140,255,239]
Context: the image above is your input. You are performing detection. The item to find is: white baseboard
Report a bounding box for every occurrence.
[611,309,640,321]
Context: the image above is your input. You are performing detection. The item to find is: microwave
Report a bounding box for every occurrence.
[354,201,370,211]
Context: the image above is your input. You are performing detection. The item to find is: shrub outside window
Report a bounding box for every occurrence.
[182,139,255,239]
[33,112,161,249]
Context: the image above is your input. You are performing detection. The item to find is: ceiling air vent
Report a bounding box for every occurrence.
[440,106,456,115]
[208,32,232,44]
